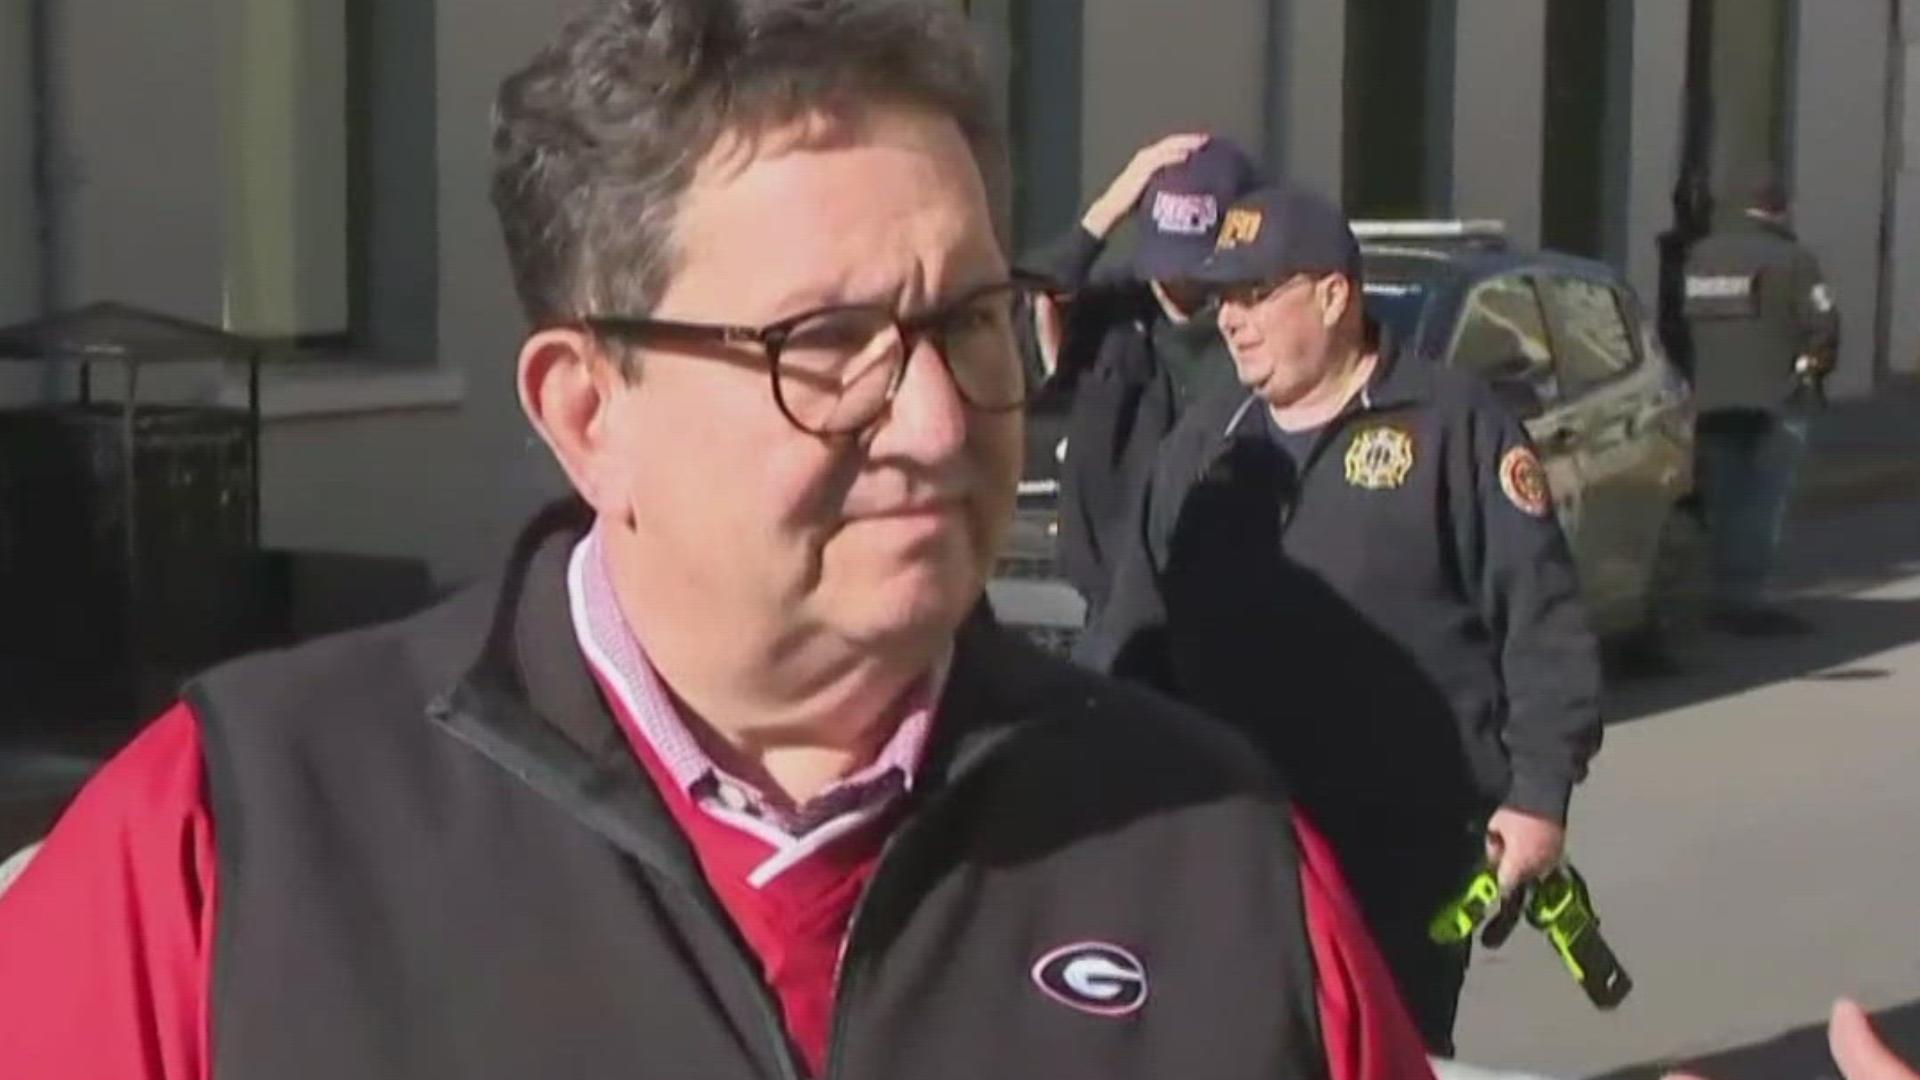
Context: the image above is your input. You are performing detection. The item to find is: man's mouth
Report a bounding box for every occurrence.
[858,496,966,522]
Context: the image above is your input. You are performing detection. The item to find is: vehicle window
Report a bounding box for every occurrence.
[1538,275,1639,393]
[1363,279,1429,342]
[1448,275,1558,407]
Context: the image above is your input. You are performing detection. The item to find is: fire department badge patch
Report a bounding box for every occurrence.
[1499,445,1552,518]
[1344,426,1416,490]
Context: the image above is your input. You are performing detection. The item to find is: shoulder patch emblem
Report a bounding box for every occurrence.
[1499,445,1553,518]
[1344,426,1416,490]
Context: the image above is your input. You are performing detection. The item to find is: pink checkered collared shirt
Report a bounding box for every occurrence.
[567,529,940,845]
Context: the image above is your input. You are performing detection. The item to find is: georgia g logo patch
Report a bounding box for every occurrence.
[1032,942,1150,1018]
[1499,445,1553,518]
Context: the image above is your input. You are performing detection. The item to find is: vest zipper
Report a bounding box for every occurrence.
[822,729,1014,1080]
[821,797,933,1080]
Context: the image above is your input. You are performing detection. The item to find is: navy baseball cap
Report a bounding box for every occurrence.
[1192,184,1362,286]
[1131,137,1261,280]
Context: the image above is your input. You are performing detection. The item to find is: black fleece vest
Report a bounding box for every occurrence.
[189,503,1329,1079]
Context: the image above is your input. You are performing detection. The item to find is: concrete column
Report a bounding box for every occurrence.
[221,0,351,337]
[1080,0,1267,203]
[1269,0,1346,197]
[1789,0,1891,398]
[0,6,37,327]
[1451,0,1545,248]
[1624,0,1688,307]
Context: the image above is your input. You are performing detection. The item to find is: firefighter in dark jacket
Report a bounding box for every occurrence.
[1080,184,1604,1056]
[0,6,1435,1079]
[1682,177,1839,635]
[1022,134,1259,617]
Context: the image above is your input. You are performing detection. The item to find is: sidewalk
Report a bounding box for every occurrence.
[1796,374,1920,513]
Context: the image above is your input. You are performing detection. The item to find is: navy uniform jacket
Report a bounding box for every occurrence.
[1077,345,1602,837]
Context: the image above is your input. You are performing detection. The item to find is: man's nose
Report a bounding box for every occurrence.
[872,337,970,460]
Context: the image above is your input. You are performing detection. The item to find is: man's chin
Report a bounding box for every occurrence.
[821,556,982,648]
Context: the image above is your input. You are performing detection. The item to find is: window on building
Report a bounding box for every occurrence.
[1343,0,1454,218]
[1449,274,1559,408]
[1539,275,1639,393]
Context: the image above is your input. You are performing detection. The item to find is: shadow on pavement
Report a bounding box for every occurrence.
[1605,593,1920,725]
[1605,497,1920,726]
[1589,997,1920,1080]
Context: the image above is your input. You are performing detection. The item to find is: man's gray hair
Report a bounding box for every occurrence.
[491,0,1010,327]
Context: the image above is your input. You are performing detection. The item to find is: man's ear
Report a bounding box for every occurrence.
[518,327,627,516]
[1319,274,1356,331]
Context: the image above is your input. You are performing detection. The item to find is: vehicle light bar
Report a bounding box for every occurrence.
[1350,219,1508,241]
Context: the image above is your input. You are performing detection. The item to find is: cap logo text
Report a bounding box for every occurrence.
[1151,191,1220,237]
[1215,208,1265,252]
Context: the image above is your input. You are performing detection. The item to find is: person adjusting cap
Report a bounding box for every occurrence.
[1131,137,1261,280]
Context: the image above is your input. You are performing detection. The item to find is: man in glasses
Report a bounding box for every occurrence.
[0,4,1431,1079]
[1082,184,1603,1057]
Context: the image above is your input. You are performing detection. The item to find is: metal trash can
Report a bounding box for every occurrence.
[0,302,263,728]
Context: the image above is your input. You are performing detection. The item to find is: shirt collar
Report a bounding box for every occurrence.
[566,526,942,807]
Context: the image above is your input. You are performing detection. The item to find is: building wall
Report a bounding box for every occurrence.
[0,7,37,328]
[427,0,587,582]
[1790,1,1892,399]
[9,0,1913,597]
[1270,0,1346,196]
[56,0,227,323]
[1079,0,1268,203]
[1451,0,1546,248]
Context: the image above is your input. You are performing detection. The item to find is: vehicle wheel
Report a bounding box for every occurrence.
[1614,503,1709,672]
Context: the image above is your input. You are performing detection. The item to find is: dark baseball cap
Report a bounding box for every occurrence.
[1192,184,1361,286]
[1131,137,1261,280]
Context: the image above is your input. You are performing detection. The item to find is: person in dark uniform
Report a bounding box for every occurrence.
[1079,184,1604,1056]
[1681,177,1839,635]
[1021,134,1260,616]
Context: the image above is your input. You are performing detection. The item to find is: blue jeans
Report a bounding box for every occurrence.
[1695,411,1810,608]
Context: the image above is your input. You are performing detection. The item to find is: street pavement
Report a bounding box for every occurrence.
[1453,493,1920,1079]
